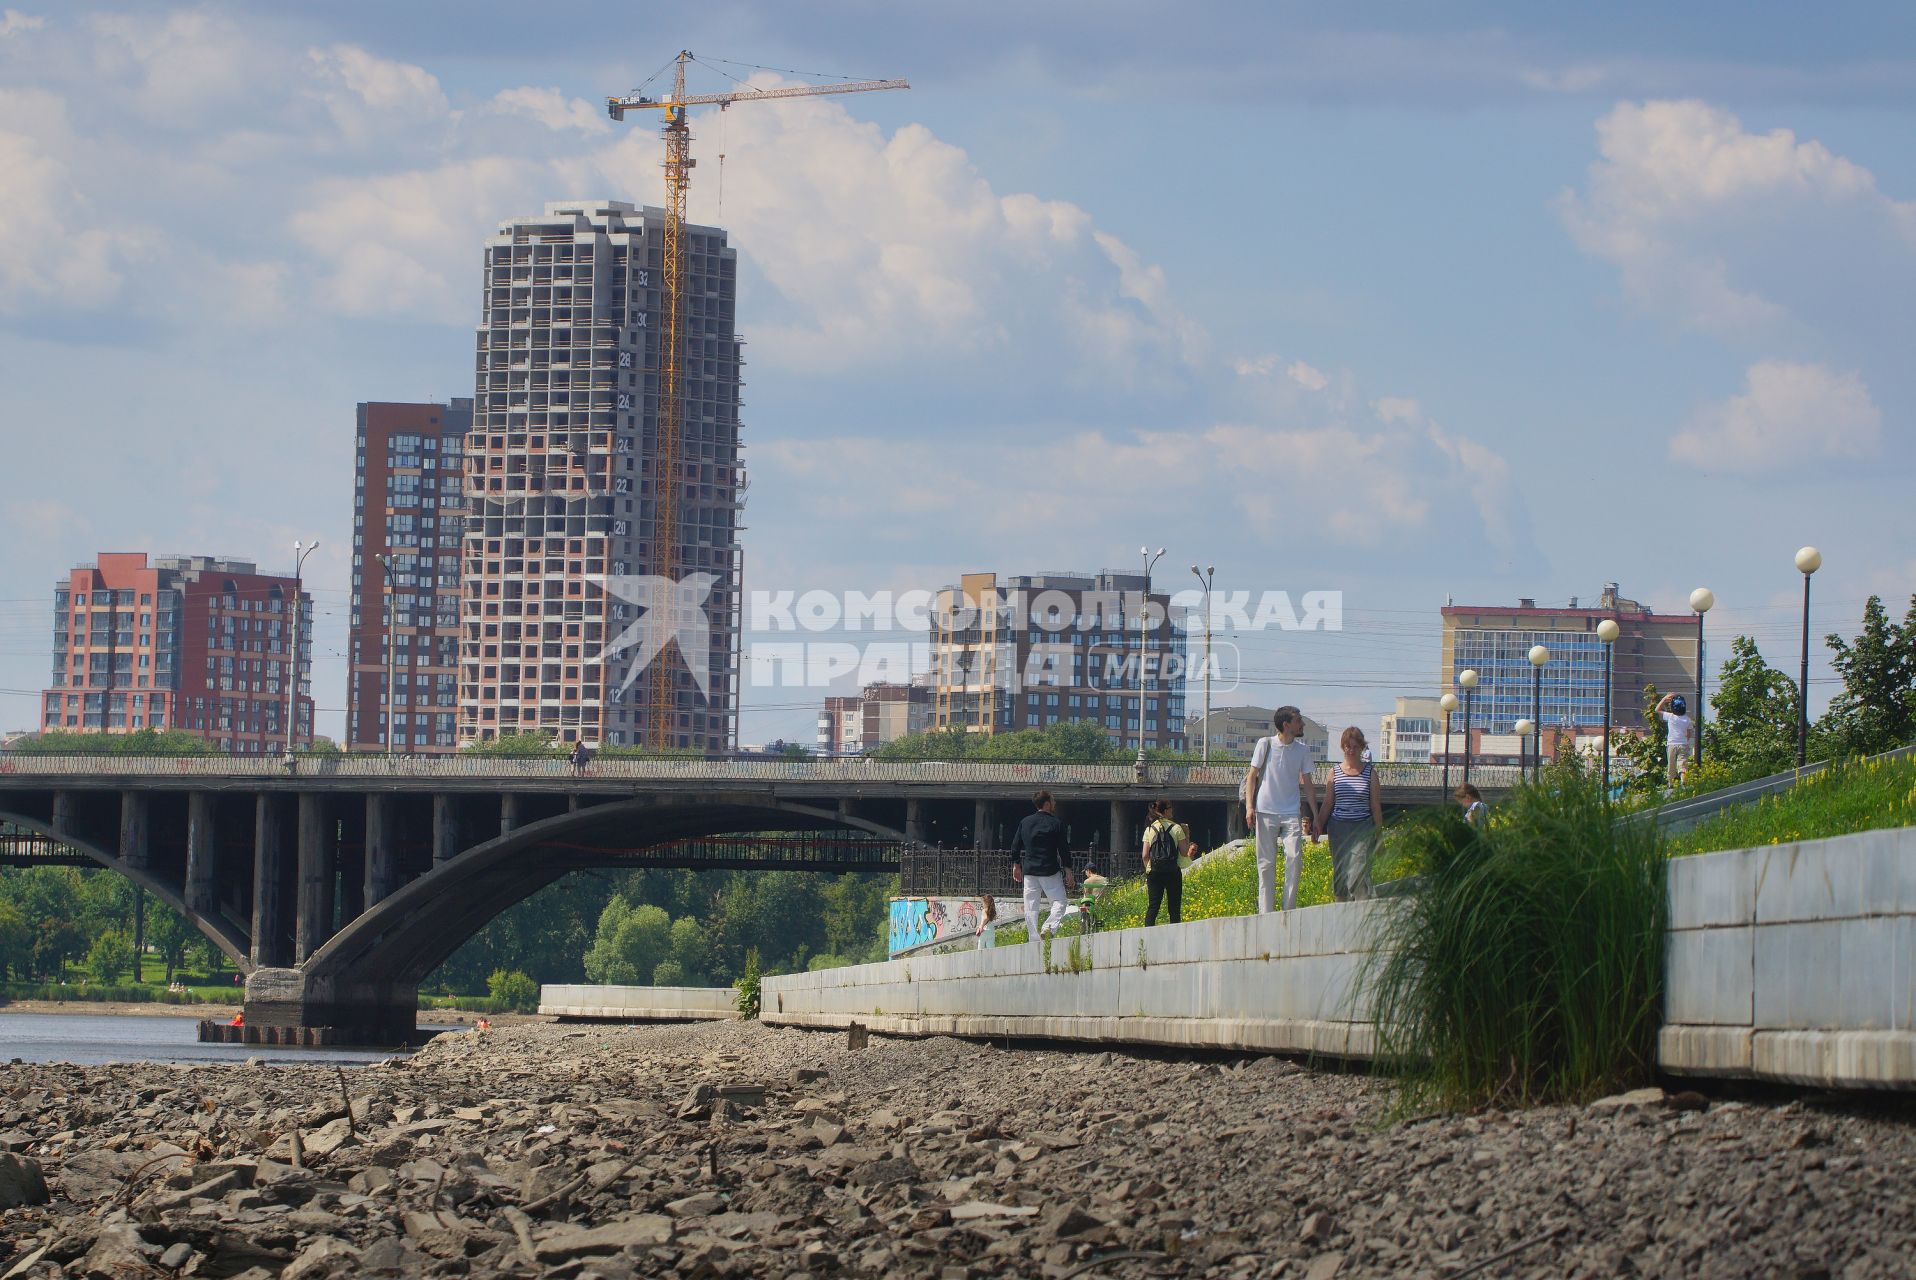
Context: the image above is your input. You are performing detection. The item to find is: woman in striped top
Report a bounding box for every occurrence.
[1315,726,1383,901]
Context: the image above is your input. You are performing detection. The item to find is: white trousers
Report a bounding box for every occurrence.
[1254,814,1306,912]
[1022,873,1069,939]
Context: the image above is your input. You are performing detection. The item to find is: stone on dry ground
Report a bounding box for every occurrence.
[1,1020,1913,1277]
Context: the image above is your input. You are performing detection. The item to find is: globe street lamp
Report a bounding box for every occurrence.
[1514,717,1535,783]
[1690,588,1714,766]
[1795,547,1821,767]
[285,539,319,757]
[1597,618,1620,796]
[1190,564,1214,764]
[1527,645,1550,784]
[1439,691,1460,798]
[1458,668,1479,787]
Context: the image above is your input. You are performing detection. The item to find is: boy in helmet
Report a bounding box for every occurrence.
[1654,692,1694,785]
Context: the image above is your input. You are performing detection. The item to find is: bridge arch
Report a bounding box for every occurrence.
[0,808,251,968]
[306,796,906,989]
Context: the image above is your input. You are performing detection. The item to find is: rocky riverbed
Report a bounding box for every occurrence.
[2,1019,1912,1278]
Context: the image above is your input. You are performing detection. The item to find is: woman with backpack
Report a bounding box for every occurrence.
[1142,798,1197,925]
[1315,727,1381,901]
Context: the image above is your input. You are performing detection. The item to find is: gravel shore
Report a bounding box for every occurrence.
[2,1019,1912,1278]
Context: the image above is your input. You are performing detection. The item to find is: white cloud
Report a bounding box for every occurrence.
[85,9,277,121]
[491,86,610,134]
[1,9,44,37]
[1372,396,1423,425]
[0,89,140,311]
[1558,99,1916,334]
[1286,361,1328,392]
[1671,360,1881,473]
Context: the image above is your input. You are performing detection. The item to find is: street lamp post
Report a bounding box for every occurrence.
[1190,565,1214,764]
[1528,645,1550,784]
[1795,547,1821,768]
[1458,668,1479,787]
[1137,546,1166,771]
[1690,588,1714,766]
[377,553,396,756]
[1597,618,1620,797]
[285,539,318,756]
[1515,718,1535,783]
[1439,692,1459,798]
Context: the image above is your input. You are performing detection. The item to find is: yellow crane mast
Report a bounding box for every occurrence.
[608,51,907,749]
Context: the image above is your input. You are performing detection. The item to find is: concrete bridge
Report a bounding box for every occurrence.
[0,753,1516,1042]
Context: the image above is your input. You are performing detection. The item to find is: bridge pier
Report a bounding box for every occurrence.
[185,793,217,914]
[1109,799,1134,858]
[972,799,993,851]
[432,794,460,866]
[118,792,150,870]
[365,794,397,907]
[905,799,926,845]
[296,794,335,962]
[243,966,420,1048]
[501,793,523,836]
[251,795,293,968]
[1228,802,1248,843]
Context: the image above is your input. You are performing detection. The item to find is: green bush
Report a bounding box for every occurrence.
[485,968,540,1013]
[1366,774,1667,1110]
[734,948,761,1019]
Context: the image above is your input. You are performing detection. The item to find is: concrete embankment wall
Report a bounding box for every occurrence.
[763,827,1916,1090]
[538,984,740,1021]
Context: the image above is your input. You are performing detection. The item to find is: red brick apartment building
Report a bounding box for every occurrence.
[43,552,313,754]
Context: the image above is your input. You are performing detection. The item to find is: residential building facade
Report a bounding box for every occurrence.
[815,681,931,755]
[1379,695,1443,763]
[1437,582,1699,748]
[1186,706,1330,761]
[348,399,472,753]
[459,200,743,751]
[928,571,1188,751]
[43,552,312,754]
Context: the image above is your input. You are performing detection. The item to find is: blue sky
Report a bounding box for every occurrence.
[0,2,1910,746]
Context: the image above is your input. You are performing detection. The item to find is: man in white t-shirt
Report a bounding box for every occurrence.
[1655,692,1694,784]
[1243,706,1320,912]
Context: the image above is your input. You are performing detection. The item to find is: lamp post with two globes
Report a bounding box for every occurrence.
[1515,717,1535,783]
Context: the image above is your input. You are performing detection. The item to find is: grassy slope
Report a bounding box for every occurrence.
[1668,752,1916,857]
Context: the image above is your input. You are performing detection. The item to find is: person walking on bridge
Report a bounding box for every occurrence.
[1010,790,1075,940]
[1245,707,1319,912]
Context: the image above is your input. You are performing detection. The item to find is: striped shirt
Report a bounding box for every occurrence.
[1330,762,1373,821]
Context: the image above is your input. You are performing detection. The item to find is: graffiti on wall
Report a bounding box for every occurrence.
[888,896,995,956]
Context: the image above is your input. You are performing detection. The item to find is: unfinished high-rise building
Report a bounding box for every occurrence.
[459,200,743,751]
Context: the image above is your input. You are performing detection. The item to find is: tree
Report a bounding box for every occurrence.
[1706,636,1800,778]
[145,902,196,983]
[461,731,564,758]
[651,960,686,987]
[9,729,213,756]
[582,900,673,985]
[1613,684,1667,797]
[0,901,31,980]
[667,916,708,985]
[486,968,540,1012]
[87,929,134,984]
[1819,594,1916,759]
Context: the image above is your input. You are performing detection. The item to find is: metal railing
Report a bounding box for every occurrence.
[0,752,1525,791]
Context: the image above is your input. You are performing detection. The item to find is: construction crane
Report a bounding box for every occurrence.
[608,51,907,750]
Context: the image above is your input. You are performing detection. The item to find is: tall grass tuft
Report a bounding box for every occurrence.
[1366,772,1667,1110]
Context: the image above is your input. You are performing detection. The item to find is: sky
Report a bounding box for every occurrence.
[0,1,1911,748]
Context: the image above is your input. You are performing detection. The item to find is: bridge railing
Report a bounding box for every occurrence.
[0,753,1526,792]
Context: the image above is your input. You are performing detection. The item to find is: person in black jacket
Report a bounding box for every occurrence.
[1010,790,1075,939]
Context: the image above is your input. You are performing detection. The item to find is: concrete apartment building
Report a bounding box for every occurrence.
[1379,695,1443,763]
[1437,583,1699,757]
[816,681,931,756]
[347,400,473,753]
[1186,706,1330,761]
[43,553,312,754]
[459,201,743,751]
[929,571,1188,751]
